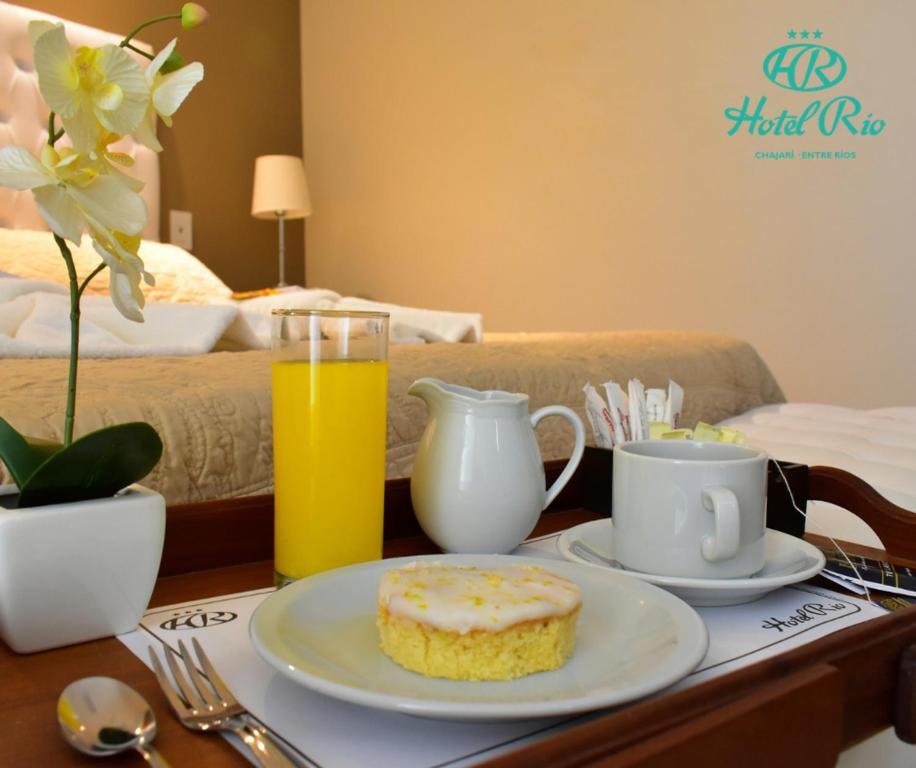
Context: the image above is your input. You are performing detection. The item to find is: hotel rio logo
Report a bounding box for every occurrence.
[724,29,886,147]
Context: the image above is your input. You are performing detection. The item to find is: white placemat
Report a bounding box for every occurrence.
[119,531,886,767]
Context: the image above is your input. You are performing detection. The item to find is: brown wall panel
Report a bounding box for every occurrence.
[24,0,304,290]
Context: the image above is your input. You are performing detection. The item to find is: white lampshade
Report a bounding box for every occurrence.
[251,155,312,220]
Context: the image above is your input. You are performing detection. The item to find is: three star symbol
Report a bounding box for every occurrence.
[788,29,823,39]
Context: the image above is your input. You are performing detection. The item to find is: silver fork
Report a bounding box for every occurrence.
[149,638,298,768]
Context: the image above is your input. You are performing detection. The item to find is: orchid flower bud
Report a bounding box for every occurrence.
[181,3,209,29]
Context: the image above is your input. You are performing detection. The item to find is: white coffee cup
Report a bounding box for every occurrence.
[612,441,768,579]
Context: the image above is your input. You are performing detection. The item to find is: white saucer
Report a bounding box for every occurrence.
[557,520,826,607]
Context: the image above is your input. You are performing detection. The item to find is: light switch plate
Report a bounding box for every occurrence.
[169,210,193,250]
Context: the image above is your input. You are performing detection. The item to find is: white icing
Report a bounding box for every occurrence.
[378,563,581,634]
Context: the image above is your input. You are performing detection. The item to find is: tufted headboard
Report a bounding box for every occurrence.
[0,1,160,239]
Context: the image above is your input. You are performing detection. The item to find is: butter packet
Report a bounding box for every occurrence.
[661,428,694,440]
[649,421,672,439]
[718,427,745,445]
[692,422,746,445]
[693,422,722,441]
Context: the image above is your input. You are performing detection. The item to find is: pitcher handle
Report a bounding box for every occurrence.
[530,405,586,509]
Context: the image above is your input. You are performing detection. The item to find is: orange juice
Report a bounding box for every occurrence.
[272,358,388,582]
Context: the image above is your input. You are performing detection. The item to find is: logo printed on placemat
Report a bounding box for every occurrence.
[159,608,238,630]
[759,601,849,633]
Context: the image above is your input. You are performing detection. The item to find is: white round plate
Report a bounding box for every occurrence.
[249,554,708,721]
[558,520,826,607]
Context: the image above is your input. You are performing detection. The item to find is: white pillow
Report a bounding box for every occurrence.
[0,228,233,304]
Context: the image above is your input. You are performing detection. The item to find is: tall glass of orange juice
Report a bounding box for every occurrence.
[271,309,389,586]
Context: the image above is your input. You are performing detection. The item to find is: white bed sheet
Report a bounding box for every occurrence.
[719,403,916,548]
[0,277,482,357]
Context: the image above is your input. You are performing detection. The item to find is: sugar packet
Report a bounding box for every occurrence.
[664,380,684,429]
[646,388,666,423]
[582,383,615,448]
[602,382,631,443]
[627,379,649,441]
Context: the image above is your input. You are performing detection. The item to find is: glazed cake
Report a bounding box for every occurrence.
[377,562,582,681]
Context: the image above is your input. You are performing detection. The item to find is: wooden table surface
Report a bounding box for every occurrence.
[0,511,600,767]
[2,500,915,767]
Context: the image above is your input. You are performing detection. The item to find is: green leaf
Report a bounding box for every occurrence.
[17,422,163,508]
[25,435,64,465]
[0,417,60,489]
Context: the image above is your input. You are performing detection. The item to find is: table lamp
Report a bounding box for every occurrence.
[251,155,312,287]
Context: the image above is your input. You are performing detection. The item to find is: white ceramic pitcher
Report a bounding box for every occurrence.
[408,378,586,553]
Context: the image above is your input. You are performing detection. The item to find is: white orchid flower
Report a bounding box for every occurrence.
[0,144,150,321]
[133,38,204,152]
[30,21,149,151]
[0,144,147,244]
[85,130,147,194]
[0,20,207,328]
[90,227,155,322]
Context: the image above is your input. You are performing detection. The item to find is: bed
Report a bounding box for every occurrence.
[722,405,916,549]
[0,329,784,504]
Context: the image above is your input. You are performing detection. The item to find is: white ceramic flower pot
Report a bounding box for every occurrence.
[0,484,165,653]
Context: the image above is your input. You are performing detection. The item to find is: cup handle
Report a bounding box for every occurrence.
[530,405,586,509]
[701,487,741,562]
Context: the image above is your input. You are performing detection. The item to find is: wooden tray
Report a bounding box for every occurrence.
[2,459,916,767]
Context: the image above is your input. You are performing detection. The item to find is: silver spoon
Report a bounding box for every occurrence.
[570,540,618,567]
[58,676,172,767]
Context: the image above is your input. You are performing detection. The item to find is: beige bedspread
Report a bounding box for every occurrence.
[0,331,784,504]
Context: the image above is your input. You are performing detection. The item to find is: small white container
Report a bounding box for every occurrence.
[0,485,165,653]
[409,378,585,554]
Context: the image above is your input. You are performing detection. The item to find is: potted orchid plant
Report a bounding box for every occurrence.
[0,5,206,653]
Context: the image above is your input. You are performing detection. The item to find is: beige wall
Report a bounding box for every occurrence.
[300,0,916,407]
[29,0,304,289]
